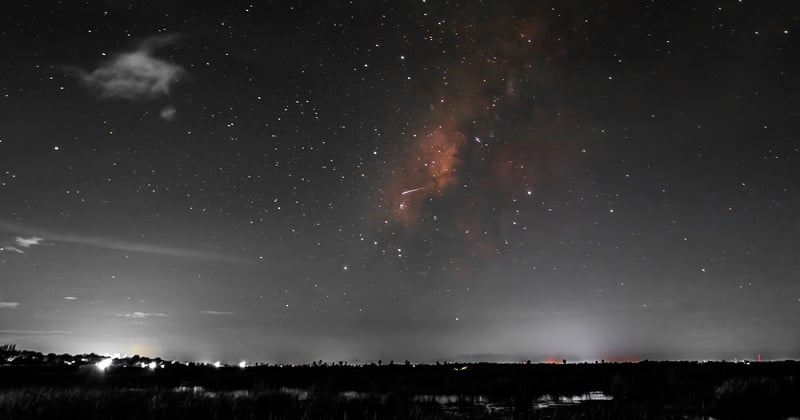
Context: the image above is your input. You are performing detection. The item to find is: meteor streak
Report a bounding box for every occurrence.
[401,187,426,195]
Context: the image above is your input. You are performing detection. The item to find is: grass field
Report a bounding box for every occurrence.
[1,361,798,419]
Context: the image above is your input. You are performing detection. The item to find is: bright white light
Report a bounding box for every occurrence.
[213,361,222,368]
[239,361,247,368]
[148,361,157,370]
[96,358,113,371]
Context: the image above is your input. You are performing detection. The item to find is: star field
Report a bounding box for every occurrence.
[0,1,798,363]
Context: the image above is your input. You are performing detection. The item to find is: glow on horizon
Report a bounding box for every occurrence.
[96,358,113,371]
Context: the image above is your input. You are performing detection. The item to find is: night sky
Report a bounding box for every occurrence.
[1,1,798,364]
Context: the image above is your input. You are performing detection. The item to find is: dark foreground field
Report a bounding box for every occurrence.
[1,360,799,419]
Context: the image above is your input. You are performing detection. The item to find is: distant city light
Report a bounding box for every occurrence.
[239,361,247,368]
[96,358,113,371]
[213,361,222,368]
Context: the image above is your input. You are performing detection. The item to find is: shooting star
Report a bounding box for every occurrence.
[401,187,427,196]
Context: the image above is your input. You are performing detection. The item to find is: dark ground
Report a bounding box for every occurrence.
[1,358,799,419]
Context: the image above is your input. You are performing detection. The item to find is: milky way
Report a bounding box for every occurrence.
[379,2,578,258]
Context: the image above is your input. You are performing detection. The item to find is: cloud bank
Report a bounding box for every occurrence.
[0,302,20,309]
[0,330,70,336]
[78,34,185,100]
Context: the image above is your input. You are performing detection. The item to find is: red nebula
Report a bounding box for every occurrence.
[385,125,466,226]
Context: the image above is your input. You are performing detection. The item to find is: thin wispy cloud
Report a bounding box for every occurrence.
[0,302,20,309]
[76,34,185,100]
[0,330,70,336]
[0,220,247,264]
[201,310,234,315]
[116,312,167,319]
[0,245,24,254]
[64,296,78,301]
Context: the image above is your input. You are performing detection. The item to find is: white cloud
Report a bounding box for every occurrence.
[78,34,185,100]
[116,312,167,319]
[0,302,20,309]
[160,105,177,121]
[15,236,43,248]
[201,310,234,315]
[64,296,78,300]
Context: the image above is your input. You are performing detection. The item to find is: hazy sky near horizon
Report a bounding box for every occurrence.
[0,1,798,363]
